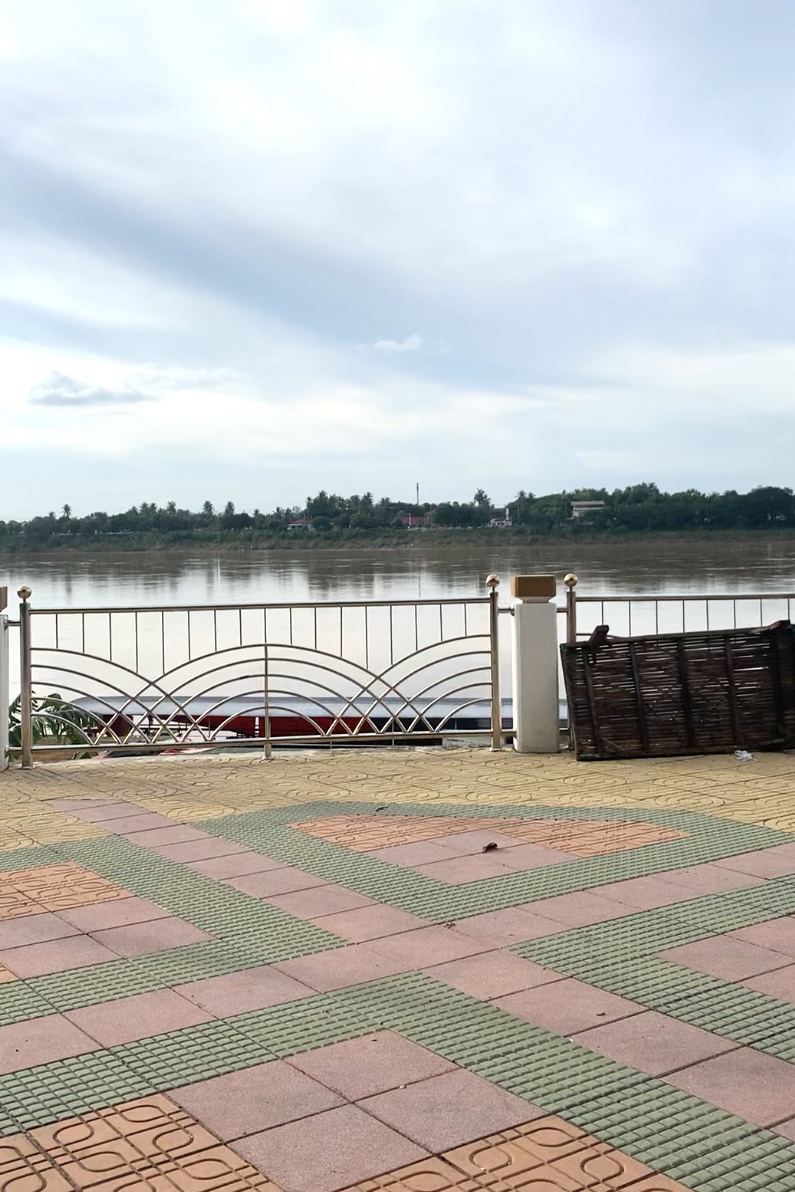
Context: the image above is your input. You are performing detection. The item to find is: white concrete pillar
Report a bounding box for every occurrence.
[511,575,560,753]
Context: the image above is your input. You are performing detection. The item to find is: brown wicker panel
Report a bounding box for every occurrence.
[561,621,795,760]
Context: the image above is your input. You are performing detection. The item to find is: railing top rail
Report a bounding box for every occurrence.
[26,596,493,616]
[572,592,795,604]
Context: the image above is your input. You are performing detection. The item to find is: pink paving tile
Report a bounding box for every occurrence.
[46,799,127,812]
[492,843,573,871]
[64,988,212,1045]
[664,1047,795,1126]
[659,936,793,981]
[367,841,452,866]
[493,977,644,1035]
[0,935,118,978]
[288,1030,455,1099]
[172,1060,343,1140]
[519,890,638,927]
[594,875,702,909]
[89,917,210,957]
[713,847,795,879]
[0,1013,98,1072]
[412,855,518,884]
[773,1116,795,1143]
[55,896,170,933]
[174,965,316,1015]
[452,907,567,948]
[729,916,795,958]
[310,905,429,942]
[573,1010,738,1075]
[430,830,531,857]
[274,943,414,992]
[359,1069,543,1152]
[186,850,285,879]
[119,824,209,847]
[231,1105,427,1192]
[655,863,764,895]
[149,838,251,863]
[0,912,78,950]
[102,812,181,834]
[265,884,374,920]
[226,868,327,898]
[368,925,493,967]
[423,951,564,1001]
[742,963,795,1003]
[66,802,140,822]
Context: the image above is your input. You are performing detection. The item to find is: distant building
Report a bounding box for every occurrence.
[287,519,312,531]
[571,501,606,520]
[488,511,512,528]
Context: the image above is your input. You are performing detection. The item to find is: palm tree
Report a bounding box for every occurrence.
[61,504,72,521]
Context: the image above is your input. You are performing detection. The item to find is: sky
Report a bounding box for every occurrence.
[2,0,795,519]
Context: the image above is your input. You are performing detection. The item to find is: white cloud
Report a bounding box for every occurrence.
[371,334,423,354]
[28,371,152,407]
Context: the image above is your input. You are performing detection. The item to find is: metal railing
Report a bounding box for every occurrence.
[10,579,506,765]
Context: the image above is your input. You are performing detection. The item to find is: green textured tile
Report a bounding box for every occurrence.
[0,1050,153,1130]
[111,1018,273,1087]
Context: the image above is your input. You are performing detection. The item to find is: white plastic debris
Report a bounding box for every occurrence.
[734,749,754,762]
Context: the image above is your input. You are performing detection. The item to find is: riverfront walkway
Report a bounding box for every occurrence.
[2,747,795,1190]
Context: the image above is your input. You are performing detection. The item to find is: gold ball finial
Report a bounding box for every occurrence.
[485,573,500,590]
[17,585,32,601]
[563,573,578,589]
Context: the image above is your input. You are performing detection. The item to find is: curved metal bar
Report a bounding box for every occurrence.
[25,668,179,746]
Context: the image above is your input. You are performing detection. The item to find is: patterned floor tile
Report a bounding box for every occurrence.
[0,863,131,915]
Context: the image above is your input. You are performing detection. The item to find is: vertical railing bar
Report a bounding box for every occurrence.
[81,613,86,655]
[289,606,293,645]
[108,611,113,661]
[339,605,343,659]
[187,611,192,660]
[54,614,59,651]
[263,640,272,760]
[487,575,501,750]
[706,600,710,632]
[161,611,165,676]
[238,607,243,647]
[389,606,394,666]
[655,599,659,635]
[134,612,139,674]
[365,607,370,671]
[314,606,318,651]
[213,609,218,652]
[19,591,32,769]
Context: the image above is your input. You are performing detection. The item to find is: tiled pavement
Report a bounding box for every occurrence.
[2,751,795,1188]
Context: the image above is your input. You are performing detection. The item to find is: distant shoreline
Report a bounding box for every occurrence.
[3,526,795,560]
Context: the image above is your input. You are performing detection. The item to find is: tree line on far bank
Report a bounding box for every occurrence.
[1,483,793,552]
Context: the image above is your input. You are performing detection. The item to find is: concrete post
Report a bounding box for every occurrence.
[0,587,8,771]
[511,575,560,753]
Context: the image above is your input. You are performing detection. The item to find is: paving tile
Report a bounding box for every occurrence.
[367,841,452,867]
[47,798,122,811]
[659,935,793,981]
[664,1046,795,1126]
[452,907,567,948]
[29,1094,279,1190]
[310,905,429,942]
[8,863,131,911]
[518,890,637,927]
[0,1012,98,1072]
[423,951,564,1000]
[773,1115,795,1142]
[493,978,644,1035]
[174,966,316,1016]
[729,915,795,958]
[489,842,572,871]
[288,1030,455,1099]
[274,944,414,992]
[55,896,171,932]
[593,875,696,909]
[150,837,252,863]
[266,884,375,919]
[369,926,492,967]
[226,868,328,897]
[430,829,530,857]
[655,862,764,894]
[0,911,78,949]
[187,850,286,879]
[359,1069,543,1153]
[120,824,210,847]
[101,812,181,834]
[232,1105,428,1192]
[64,987,213,1045]
[412,855,518,884]
[90,916,210,957]
[172,1059,344,1140]
[0,934,119,978]
[742,962,795,1003]
[0,889,41,921]
[66,801,140,822]
[573,1009,738,1075]
[714,846,795,878]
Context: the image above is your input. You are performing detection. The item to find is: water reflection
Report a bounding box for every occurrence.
[2,536,795,609]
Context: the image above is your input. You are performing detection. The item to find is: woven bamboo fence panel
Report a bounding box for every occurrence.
[561,621,795,761]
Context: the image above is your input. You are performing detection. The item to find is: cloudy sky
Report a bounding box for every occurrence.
[2,0,794,518]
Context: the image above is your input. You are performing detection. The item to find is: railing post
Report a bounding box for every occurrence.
[511,575,560,753]
[564,573,578,644]
[0,587,8,772]
[486,574,502,751]
[18,586,33,769]
[263,641,272,760]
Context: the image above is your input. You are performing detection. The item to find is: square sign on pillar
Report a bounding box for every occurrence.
[510,575,560,753]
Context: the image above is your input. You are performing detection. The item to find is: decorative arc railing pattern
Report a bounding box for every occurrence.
[13,584,503,763]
